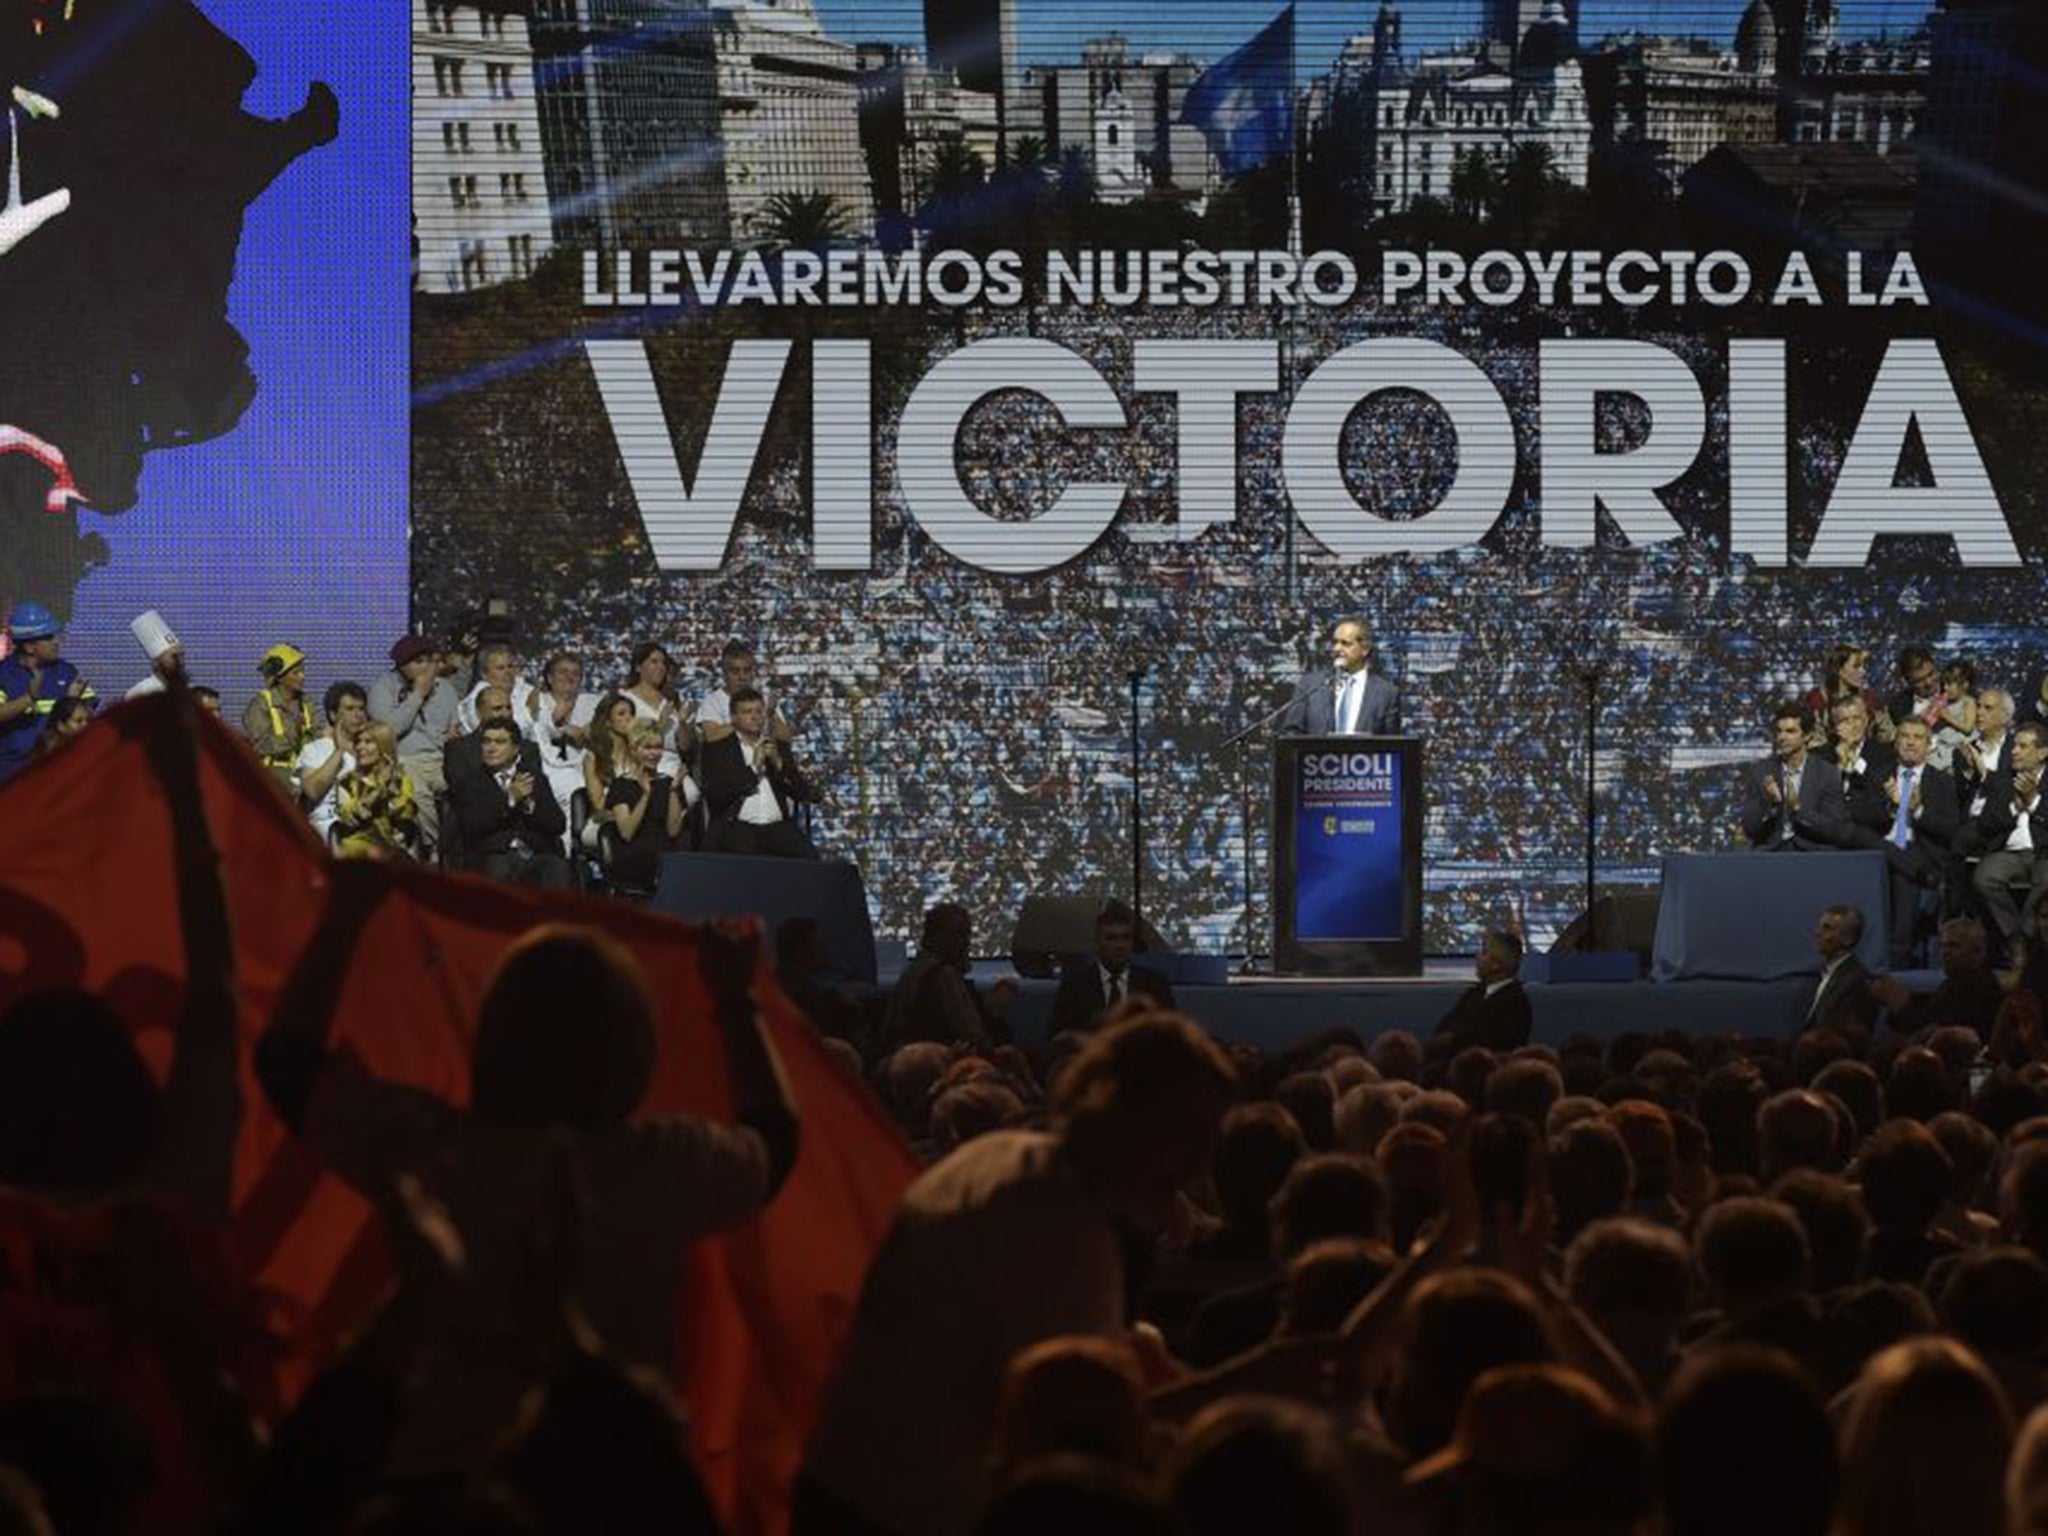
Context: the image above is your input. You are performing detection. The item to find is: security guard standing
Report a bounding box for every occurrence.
[243,644,316,794]
[0,602,93,781]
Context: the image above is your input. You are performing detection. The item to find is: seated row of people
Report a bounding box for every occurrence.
[1746,701,2046,966]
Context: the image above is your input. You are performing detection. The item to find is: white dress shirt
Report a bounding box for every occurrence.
[736,737,784,826]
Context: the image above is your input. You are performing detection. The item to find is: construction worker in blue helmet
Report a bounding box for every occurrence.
[0,601,94,781]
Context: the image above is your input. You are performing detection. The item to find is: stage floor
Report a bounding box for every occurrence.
[942,960,1944,1053]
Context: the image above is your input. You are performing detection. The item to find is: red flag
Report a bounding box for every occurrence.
[0,698,916,1534]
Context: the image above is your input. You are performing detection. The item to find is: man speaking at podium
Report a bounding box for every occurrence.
[1280,616,1401,736]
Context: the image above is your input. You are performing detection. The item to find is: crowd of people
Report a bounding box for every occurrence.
[12,683,2048,1531]
[410,297,2048,953]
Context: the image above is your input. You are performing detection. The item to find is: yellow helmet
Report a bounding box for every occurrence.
[259,644,306,682]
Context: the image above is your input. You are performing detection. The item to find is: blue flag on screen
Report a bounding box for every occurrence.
[1181,5,1295,178]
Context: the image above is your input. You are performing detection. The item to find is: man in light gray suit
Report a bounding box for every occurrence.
[1280,616,1401,736]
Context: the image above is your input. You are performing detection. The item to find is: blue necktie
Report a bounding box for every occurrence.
[1338,675,1358,733]
[1892,768,1915,848]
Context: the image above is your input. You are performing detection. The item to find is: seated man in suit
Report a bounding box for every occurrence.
[1970,721,2048,961]
[1432,929,1532,1054]
[448,719,572,888]
[1742,703,1849,851]
[1803,903,1881,1040]
[1869,918,2005,1040]
[1853,719,1959,967]
[443,683,520,788]
[1280,615,1399,736]
[1829,696,1896,849]
[1049,902,1177,1034]
[699,686,817,859]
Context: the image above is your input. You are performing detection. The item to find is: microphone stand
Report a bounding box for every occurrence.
[1129,668,1146,939]
[1576,661,1605,951]
[1223,696,1296,975]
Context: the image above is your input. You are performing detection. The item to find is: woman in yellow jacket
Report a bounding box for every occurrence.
[330,722,421,860]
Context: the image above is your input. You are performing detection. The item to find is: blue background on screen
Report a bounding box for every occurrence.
[59,1,408,715]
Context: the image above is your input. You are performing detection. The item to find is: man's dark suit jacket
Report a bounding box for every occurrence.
[1887,969,2006,1040]
[699,733,813,824]
[1851,762,1960,876]
[1433,980,1533,1053]
[1280,667,1401,736]
[1805,954,1881,1038]
[1049,960,1177,1034]
[1741,756,1849,850]
[1965,768,2048,856]
[448,747,565,856]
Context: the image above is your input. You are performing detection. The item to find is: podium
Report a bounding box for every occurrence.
[1272,735,1424,977]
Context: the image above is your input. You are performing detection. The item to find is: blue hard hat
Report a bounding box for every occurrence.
[7,603,58,642]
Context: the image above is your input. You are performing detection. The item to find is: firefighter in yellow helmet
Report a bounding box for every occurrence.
[243,644,315,793]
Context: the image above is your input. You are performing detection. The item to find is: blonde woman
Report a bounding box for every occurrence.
[332,721,421,861]
[601,719,685,891]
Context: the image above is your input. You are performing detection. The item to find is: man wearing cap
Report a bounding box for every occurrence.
[125,610,189,699]
[0,602,92,779]
[243,644,317,794]
[369,635,460,853]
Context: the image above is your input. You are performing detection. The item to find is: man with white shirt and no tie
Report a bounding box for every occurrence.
[1972,722,2048,960]
[699,686,818,859]
[1280,616,1400,737]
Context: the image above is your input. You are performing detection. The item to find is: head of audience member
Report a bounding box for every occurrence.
[475,643,518,696]
[1274,1073,1336,1151]
[1884,1048,1951,1122]
[391,634,437,689]
[261,643,306,699]
[1549,1119,1633,1244]
[930,1080,1024,1152]
[1404,1089,1471,1140]
[0,990,165,1198]
[1210,1103,1306,1249]
[1328,616,1372,677]
[1836,1337,2012,1536]
[1326,1054,1376,1099]
[2018,723,2048,785]
[987,1337,1149,1483]
[1815,904,1864,966]
[1564,1218,1691,1395]
[325,680,368,740]
[1405,1364,1649,1536]
[1467,1112,1538,1221]
[1092,903,1137,976]
[1054,1013,1235,1230]
[540,651,582,701]
[590,691,634,769]
[1812,1060,1883,1144]
[1697,1197,1810,1316]
[474,685,515,730]
[629,642,671,695]
[1279,1238,1399,1337]
[1607,1101,1677,1202]
[351,721,396,779]
[623,719,664,776]
[478,719,521,775]
[1897,646,1940,701]
[1772,703,1810,766]
[884,1042,951,1137]
[1944,657,1977,699]
[1485,1056,1562,1131]
[918,902,973,972]
[1769,1169,1871,1291]
[1938,1246,2048,1368]
[717,640,758,695]
[1334,1082,1406,1158]
[1696,1061,1766,1176]
[1938,917,1990,979]
[1894,717,1933,771]
[1269,1152,1388,1260]
[1654,1345,1838,1536]
[1759,1089,1841,1180]
[1979,688,2013,742]
[1372,1029,1423,1083]
[1833,696,1871,752]
[1446,1047,1497,1108]
[1929,1111,1997,1210]
[973,1457,1178,1536]
[1381,1269,1556,1460]
[470,927,655,1131]
[1859,1121,1952,1237]
[1165,1397,1353,1536]
[1821,642,1869,697]
[729,686,767,743]
[1546,1094,1607,1135]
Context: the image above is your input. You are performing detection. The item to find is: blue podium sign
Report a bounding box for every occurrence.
[1274,736,1424,975]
